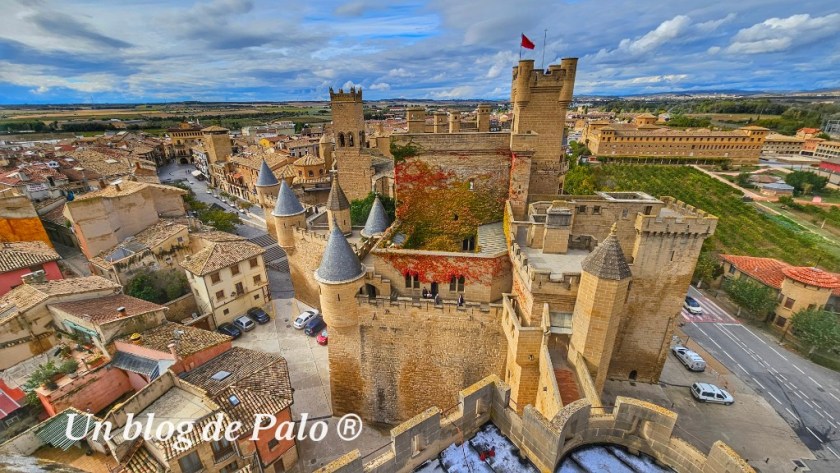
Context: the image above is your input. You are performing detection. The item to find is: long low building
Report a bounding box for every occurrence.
[582,114,769,165]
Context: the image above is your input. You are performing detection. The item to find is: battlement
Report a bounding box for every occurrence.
[635,196,718,236]
[354,294,504,319]
[329,86,363,102]
[512,58,578,100]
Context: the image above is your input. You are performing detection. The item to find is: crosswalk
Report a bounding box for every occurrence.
[681,295,740,324]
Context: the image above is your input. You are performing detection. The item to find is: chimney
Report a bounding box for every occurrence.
[114,182,121,192]
[98,179,107,189]
[167,342,180,361]
[117,306,127,317]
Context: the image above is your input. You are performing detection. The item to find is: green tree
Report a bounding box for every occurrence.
[563,165,596,195]
[125,272,166,303]
[200,208,241,232]
[785,171,828,196]
[816,132,831,140]
[350,192,396,226]
[693,251,722,288]
[735,172,753,188]
[790,309,840,356]
[723,277,777,321]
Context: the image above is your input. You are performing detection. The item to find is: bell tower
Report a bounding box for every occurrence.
[330,86,372,201]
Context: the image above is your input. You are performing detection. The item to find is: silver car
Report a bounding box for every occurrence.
[691,382,733,405]
[672,346,706,372]
[233,315,256,332]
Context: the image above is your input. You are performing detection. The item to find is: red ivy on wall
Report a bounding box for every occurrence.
[380,252,507,286]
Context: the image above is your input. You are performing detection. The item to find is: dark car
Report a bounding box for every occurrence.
[247,307,270,324]
[217,323,242,339]
[304,315,326,336]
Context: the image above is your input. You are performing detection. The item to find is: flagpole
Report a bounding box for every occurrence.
[541,29,547,69]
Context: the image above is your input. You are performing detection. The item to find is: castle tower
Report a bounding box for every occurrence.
[569,224,632,394]
[608,201,717,383]
[318,134,335,171]
[330,87,372,201]
[509,58,578,198]
[327,177,352,236]
[255,159,281,238]
[360,195,390,238]
[314,222,367,416]
[271,180,306,250]
[448,111,461,133]
[201,126,232,165]
[432,111,447,133]
[406,107,426,134]
[476,104,491,132]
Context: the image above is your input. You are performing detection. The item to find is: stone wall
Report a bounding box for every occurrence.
[329,297,507,424]
[315,375,755,473]
[163,292,199,323]
[41,365,133,417]
[289,227,328,309]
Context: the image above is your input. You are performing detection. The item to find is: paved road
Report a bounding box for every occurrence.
[681,287,840,471]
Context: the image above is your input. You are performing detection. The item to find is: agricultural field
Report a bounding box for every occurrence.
[588,165,840,271]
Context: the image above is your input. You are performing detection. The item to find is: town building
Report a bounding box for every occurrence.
[63,180,187,261]
[166,122,204,162]
[0,188,52,246]
[0,241,62,295]
[0,164,69,202]
[813,140,840,161]
[719,255,840,330]
[180,232,269,326]
[581,115,768,165]
[761,133,805,155]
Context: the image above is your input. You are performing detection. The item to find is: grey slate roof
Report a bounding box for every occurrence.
[361,196,390,238]
[315,220,365,283]
[255,159,279,187]
[327,178,350,211]
[272,180,305,216]
[580,226,632,280]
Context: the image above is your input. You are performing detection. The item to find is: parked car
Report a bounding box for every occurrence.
[690,382,733,405]
[206,189,212,194]
[294,310,319,329]
[684,296,703,315]
[316,328,328,346]
[671,346,706,372]
[304,315,326,336]
[233,315,256,332]
[247,307,270,324]
[217,323,242,339]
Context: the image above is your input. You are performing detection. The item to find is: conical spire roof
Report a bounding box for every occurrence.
[327,177,350,211]
[255,159,278,187]
[272,180,304,217]
[315,220,365,283]
[580,224,632,280]
[361,196,390,238]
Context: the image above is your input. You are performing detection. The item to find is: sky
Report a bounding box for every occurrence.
[0,0,838,104]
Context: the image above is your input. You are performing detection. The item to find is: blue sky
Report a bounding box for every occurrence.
[0,0,838,104]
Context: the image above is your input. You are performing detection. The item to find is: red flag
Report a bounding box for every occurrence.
[521,34,535,50]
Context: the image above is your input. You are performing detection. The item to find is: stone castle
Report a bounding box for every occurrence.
[252,58,745,472]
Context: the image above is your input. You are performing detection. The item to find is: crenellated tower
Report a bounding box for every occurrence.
[330,87,372,201]
[508,58,577,202]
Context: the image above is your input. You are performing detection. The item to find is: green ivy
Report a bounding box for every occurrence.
[350,192,396,226]
[390,140,420,163]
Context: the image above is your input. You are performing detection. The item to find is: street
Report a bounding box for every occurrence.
[681,286,840,471]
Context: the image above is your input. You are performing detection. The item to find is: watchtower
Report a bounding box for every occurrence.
[201,126,232,165]
[330,87,372,201]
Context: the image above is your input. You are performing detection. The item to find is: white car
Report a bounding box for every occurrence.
[671,346,706,371]
[294,310,319,329]
[691,382,733,405]
[684,296,703,315]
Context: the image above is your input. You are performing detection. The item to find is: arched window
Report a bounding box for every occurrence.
[338,132,345,147]
[359,131,366,148]
[348,132,354,147]
[308,170,314,177]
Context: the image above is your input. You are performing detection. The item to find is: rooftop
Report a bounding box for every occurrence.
[315,223,366,283]
[781,266,840,289]
[255,159,279,187]
[116,321,231,357]
[0,241,60,273]
[50,293,165,324]
[180,239,265,276]
[0,276,121,324]
[720,255,791,289]
[180,347,293,425]
[73,179,185,202]
[91,219,188,268]
[327,178,350,211]
[272,180,305,217]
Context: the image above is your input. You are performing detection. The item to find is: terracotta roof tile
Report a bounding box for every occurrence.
[0,276,121,323]
[720,255,790,289]
[122,445,163,473]
[50,294,164,324]
[781,267,840,289]
[180,347,293,426]
[180,240,264,276]
[116,322,230,357]
[73,180,185,202]
[0,241,60,272]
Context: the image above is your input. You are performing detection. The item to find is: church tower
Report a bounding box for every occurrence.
[330,86,372,201]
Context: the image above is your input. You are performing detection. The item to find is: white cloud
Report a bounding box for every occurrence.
[388,68,414,78]
[342,80,362,90]
[697,13,736,33]
[370,82,390,90]
[590,15,692,62]
[725,13,840,54]
[475,50,518,79]
[431,85,476,99]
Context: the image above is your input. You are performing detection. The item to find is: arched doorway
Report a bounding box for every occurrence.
[365,283,377,300]
[430,282,438,297]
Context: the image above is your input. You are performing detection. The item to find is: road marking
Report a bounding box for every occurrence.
[792,365,805,374]
[767,346,788,360]
[753,379,765,389]
[829,420,838,429]
[802,398,813,408]
[786,408,799,419]
[767,391,781,403]
[722,349,736,361]
[794,391,803,399]
[805,427,823,443]
[826,446,840,460]
[815,410,825,418]
[830,393,840,402]
[778,374,787,381]
[807,376,823,388]
[736,362,748,373]
[826,411,835,420]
